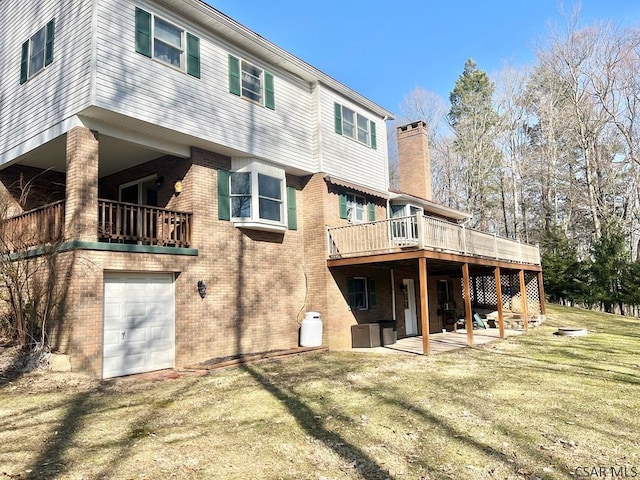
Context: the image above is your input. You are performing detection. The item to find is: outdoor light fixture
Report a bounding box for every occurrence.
[197,280,206,299]
[174,180,183,195]
[155,176,164,188]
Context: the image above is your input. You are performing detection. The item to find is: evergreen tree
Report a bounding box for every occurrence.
[448,59,501,230]
[590,221,629,313]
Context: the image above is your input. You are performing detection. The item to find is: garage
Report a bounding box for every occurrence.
[103,272,175,379]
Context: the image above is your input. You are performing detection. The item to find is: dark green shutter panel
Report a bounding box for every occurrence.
[368,201,375,222]
[186,33,200,78]
[228,55,240,96]
[20,41,29,84]
[265,72,275,110]
[347,278,356,310]
[368,278,376,307]
[135,7,152,57]
[44,19,55,66]
[370,120,377,149]
[339,193,348,219]
[334,103,342,134]
[217,169,230,221]
[287,186,297,230]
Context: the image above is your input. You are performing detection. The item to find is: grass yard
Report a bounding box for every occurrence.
[1,304,639,480]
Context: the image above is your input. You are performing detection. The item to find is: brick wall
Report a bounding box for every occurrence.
[397,121,432,201]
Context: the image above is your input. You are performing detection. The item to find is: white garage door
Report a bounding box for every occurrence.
[103,272,175,379]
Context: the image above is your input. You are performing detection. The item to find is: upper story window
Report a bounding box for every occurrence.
[135,7,200,78]
[218,161,296,232]
[20,20,55,84]
[228,55,275,110]
[339,192,375,223]
[333,103,377,149]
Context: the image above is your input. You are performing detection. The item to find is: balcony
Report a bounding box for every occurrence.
[327,214,540,265]
[97,199,192,248]
[1,200,193,251]
[0,201,65,252]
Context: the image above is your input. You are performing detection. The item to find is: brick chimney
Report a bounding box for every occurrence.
[397,121,432,201]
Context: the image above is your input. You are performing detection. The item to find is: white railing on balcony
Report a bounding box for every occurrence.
[327,214,541,265]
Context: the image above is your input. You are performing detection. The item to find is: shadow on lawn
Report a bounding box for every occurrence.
[242,362,393,479]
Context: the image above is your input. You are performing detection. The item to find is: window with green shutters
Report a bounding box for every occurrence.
[228,54,275,110]
[20,19,55,84]
[347,277,376,310]
[135,7,200,78]
[333,102,377,149]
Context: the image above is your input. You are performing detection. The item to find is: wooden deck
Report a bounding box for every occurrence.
[352,328,524,355]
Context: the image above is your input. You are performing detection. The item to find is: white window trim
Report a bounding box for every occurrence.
[230,159,287,233]
[340,105,373,148]
[345,193,366,224]
[151,14,186,71]
[241,59,264,105]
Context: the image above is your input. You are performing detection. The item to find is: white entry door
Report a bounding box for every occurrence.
[103,272,175,378]
[403,278,418,336]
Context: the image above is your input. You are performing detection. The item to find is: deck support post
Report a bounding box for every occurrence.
[494,267,505,338]
[537,271,546,316]
[419,257,430,355]
[519,269,529,331]
[462,263,473,346]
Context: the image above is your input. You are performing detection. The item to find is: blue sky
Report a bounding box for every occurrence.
[207,1,640,115]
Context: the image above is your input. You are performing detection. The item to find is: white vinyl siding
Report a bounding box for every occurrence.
[318,86,388,193]
[0,0,94,164]
[93,0,315,172]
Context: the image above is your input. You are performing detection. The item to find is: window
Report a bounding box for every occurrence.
[333,102,377,149]
[228,55,275,109]
[346,193,366,223]
[347,277,376,311]
[218,162,295,232]
[135,7,200,78]
[20,20,55,84]
[339,193,375,223]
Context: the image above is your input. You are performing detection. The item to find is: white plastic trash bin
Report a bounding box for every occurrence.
[300,311,322,347]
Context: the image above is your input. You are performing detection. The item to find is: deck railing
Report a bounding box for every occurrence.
[98,199,192,247]
[0,200,65,252]
[327,214,541,265]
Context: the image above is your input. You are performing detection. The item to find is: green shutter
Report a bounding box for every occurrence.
[370,120,377,149]
[217,169,230,221]
[20,41,29,84]
[368,278,376,307]
[44,19,55,66]
[368,201,375,222]
[339,193,348,219]
[135,7,152,57]
[287,186,297,230]
[186,33,200,78]
[265,72,275,110]
[228,55,240,96]
[347,278,356,310]
[334,103,343,134]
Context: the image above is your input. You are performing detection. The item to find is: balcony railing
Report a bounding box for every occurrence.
[327,214,541,265]
[0,200,65,252]
[98,199,192,248]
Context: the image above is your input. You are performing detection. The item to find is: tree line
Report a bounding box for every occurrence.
[388,14,640,316]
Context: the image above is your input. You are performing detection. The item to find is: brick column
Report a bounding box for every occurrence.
[65,127,99,242]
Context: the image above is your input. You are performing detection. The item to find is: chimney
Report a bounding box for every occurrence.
[397,121,432,201]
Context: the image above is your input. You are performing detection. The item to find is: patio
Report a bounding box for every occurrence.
[352,328,524,355]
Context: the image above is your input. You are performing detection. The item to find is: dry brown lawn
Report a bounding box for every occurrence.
[1,304,639,480]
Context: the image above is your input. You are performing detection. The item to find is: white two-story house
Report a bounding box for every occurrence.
[0,0,544,378]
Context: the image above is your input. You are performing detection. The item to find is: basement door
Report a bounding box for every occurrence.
[403,278,418,336]
[103,272,175,379]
